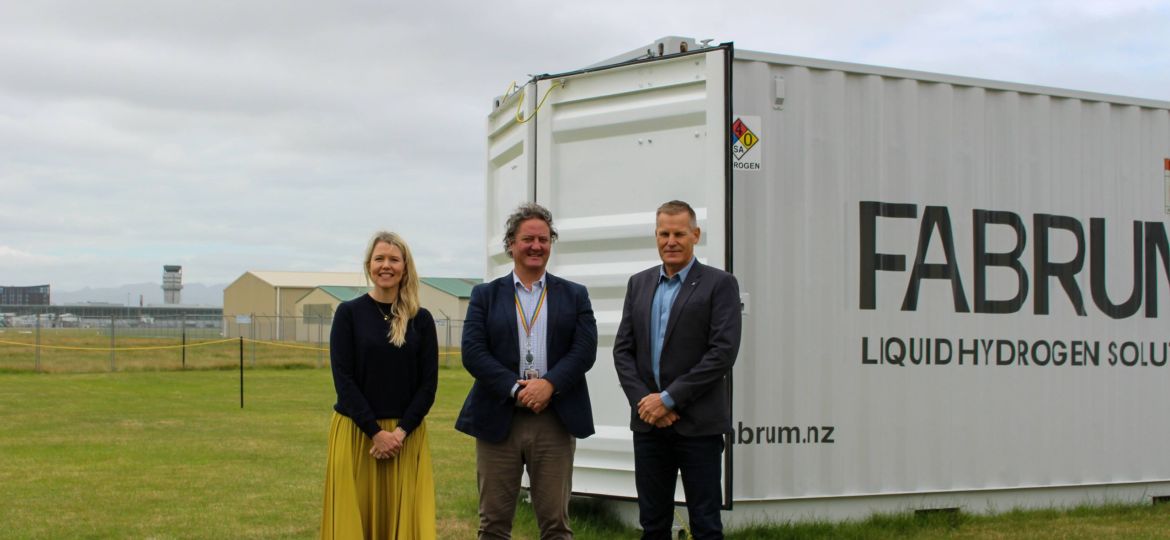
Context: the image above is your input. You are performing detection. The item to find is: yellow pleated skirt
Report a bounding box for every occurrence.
[321,412,436,540]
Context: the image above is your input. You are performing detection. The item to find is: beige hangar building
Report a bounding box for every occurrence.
[224,271,478,348]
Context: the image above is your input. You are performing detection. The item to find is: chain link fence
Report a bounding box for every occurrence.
[224,314,464,364]
[0,313,464,373]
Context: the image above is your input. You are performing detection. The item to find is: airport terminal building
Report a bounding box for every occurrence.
[0,285,50,305]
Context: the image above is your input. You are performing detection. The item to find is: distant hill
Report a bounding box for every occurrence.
[52,283,226,307]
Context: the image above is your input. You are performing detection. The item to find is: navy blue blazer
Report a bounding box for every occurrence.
[455,272,598,443]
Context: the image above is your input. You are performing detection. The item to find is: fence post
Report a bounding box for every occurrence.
[250,313,256,367]
[445,314,453,367]
[181,314,187,369]
[109,315,116,372]
[239,337,244,409]
[317,315,324,368]
[34,313,41,372]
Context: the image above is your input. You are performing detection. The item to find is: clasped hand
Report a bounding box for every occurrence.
[638,393,679,428]
[370,427,406,460]
[516,378,554,413]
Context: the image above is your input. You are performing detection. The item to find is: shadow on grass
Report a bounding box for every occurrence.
[569,496,638,538]
[504,494,641,539]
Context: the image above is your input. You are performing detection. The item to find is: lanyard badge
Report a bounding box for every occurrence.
[515,285,547,380]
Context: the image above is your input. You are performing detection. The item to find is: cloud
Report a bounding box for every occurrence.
[0,0,1166,297]
[0,245,59,265]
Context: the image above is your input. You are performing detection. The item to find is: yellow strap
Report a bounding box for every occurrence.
[0,337,237,352]
[511,80,563,124]
[0,337,328,353]
[241,338,327,352]
[514,285,548,338]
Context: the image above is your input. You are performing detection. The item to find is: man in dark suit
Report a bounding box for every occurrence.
[613,200,742,540]
[456,202,597,540]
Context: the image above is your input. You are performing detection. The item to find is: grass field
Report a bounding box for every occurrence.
[0,365,630,539]
[2,365,1169,538]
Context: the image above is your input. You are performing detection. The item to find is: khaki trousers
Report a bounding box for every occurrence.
[476,408,575,540]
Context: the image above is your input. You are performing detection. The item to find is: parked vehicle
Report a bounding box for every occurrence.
[57,313,79,327]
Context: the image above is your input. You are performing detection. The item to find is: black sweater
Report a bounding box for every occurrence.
[330,294,439,438]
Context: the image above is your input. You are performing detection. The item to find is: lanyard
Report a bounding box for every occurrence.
[514,285,547,340]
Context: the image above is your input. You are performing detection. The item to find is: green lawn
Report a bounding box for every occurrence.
[1,366,1168,539]
[0,366,630,539]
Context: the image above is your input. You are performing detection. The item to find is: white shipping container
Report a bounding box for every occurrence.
[485,36,1170,525]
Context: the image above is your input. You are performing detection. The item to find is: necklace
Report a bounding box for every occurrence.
[374,301,394,321]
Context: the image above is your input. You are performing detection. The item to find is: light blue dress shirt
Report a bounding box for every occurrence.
[650,258,696,410]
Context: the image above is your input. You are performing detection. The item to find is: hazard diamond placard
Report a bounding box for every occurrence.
[731,116,762,170]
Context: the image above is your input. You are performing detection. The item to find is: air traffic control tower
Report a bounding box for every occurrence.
[162,265,182,304]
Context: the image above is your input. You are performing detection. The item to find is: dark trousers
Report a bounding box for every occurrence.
[633,428,724,540]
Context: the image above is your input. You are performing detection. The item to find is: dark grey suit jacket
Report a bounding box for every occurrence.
[613,260,742,437]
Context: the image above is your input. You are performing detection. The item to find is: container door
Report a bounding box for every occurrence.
[533,46,733,504]
[485,85,537,278]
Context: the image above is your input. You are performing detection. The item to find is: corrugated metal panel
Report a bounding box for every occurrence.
[419,277,481,299]
[317,286,370,302]
[730,58,1170,502]
[532,49,729,498]
[737,49,1170,110]
[247,271,367,288]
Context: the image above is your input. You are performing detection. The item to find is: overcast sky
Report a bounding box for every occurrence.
[2,0,1168,293]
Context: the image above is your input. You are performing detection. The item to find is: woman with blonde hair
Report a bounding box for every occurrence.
[321,231,438,539]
